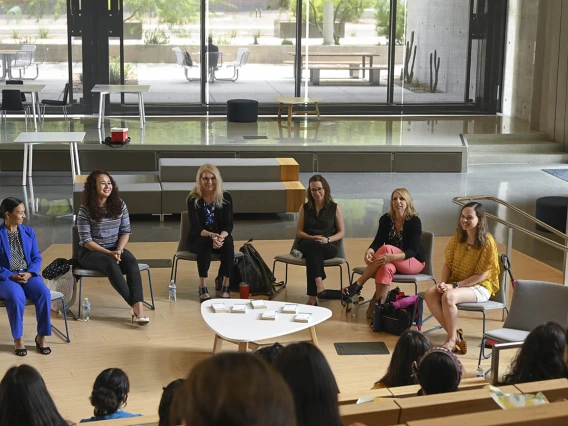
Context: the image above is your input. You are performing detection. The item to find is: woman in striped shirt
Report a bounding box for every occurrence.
[77,170,149,325]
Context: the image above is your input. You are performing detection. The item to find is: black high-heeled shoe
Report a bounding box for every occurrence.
[35,335,51,355]
[198,287,211,303]
[220,285,231,299]
[14,340,27,357]
[343,282,363,299]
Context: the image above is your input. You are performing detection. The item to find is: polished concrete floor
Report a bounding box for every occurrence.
[0,115,565,277]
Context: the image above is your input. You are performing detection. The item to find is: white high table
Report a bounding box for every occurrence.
[201,299,332,353]
[14,132,85,186]
[91,84,150,129]
[0,83,45,130]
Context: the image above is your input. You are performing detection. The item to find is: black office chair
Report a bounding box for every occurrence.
[40,83,70,123]
[0,89,28,130]
[6,79,27,103]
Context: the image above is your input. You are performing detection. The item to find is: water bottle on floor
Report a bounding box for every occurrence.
[475,366,484,378]
[169,280,177,303]
[82,298,91,322]
[351,294,359,317]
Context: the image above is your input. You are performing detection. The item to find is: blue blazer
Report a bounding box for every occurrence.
[0,224,42,281]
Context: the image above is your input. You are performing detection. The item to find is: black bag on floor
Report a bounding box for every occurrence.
[371,287,417,335]
[235,239,283,296]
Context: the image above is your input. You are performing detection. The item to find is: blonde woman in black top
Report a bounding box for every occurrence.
[296,175,345,306]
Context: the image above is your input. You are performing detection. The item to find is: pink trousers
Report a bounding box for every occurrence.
[373,245,425,285]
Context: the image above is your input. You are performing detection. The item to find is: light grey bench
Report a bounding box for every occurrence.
[73,174,161,215]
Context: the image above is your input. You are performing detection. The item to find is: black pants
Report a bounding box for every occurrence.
[189,235,234,278]
[78,247,144,306]
[298,239,337,296]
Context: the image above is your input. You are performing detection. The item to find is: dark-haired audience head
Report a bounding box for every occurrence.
[273,342,341,426]
[90,368,130,417]
[413,347,463,395]
[306,174,333,209]
[502,321,567,385]
[0,364,68,426]
[0,197,25,225]
[158,379,184,426]
[176,352,296,426]
[376,330,432,388]
[255,343,284,364]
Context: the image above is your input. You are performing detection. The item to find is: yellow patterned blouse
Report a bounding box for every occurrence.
[444,233,500,296]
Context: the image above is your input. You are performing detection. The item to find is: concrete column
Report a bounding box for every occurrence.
[323,2,334,45]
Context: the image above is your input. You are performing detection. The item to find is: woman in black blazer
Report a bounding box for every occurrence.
[187,164,234,302]
[343,188,425,308]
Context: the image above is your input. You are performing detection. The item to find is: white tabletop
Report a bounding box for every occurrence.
[201,299,332,343]
[14,132,86,143]
[0,83,46,92]
[92,84,150,93]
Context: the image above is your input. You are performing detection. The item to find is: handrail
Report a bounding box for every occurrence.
[453,196,568,253]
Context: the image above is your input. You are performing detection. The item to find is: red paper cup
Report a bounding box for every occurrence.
[239,282,250,299]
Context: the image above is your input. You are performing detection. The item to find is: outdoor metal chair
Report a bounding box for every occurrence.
[71,226,156,319]
[40,83,70,123]
[272,237,350,301]
[172,47,198,82]
[9,50,33,79]
[217,48,250,82]
[170,211,247,286]
[0,89,29,130]
[29,47,48,80]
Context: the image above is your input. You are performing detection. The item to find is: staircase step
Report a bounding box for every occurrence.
[468,152,568,164]
[468,142,561,153]
[466,132,549,144]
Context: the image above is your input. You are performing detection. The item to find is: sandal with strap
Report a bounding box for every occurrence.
[35,335,51,355]
[220,285,231,299]
[14,340,27,357]
[456,329,467,355]
[343,282,363,299]
[198,287,211,303]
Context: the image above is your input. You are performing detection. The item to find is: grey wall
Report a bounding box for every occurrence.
[531,0,568,150]
[405,0,470,96]
[502,0,539,122]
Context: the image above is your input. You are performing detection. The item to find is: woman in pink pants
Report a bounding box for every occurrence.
[343,188,425,312]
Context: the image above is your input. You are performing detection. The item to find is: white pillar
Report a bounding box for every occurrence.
[323,2,334,45]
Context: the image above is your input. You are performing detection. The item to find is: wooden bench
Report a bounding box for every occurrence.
[514,378,568,401]
[338,377,488,405]
[340,399,400,426]
[406,399,568,426]
[283,60,388,85]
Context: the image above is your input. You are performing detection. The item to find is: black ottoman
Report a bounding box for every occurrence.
[227,99,258,123]
[535,196,568,232]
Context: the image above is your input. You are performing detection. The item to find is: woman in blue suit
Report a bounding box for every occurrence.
[0,197,52,356]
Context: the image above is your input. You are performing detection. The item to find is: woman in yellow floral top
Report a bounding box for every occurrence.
[424,202,499,354]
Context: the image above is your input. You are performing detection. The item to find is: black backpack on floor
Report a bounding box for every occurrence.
[233,239,282,296]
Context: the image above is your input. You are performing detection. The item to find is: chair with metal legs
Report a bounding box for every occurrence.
[272,237,350,302]
[40,83,70,123]
[71,226,155,319]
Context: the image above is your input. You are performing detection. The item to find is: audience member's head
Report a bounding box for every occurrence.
[413,347,463,395]
[502,321,567,385]
[0,364,68,426]
[159,379,185,426]
[376,330,432,388]
[255,343,284,364]
[273,342,341,426]
[89,368,130,418]
[176,352,296,426]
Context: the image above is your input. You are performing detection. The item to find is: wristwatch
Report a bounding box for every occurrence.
[453,282,459,288]
[327,237,330,244]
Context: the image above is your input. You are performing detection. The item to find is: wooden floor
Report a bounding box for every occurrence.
[0,238,562,423]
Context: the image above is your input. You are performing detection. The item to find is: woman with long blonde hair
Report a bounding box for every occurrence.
[343,188,425,316]
[187,164,234,301]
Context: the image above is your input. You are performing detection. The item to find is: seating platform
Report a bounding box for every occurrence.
[72,158,305,217]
